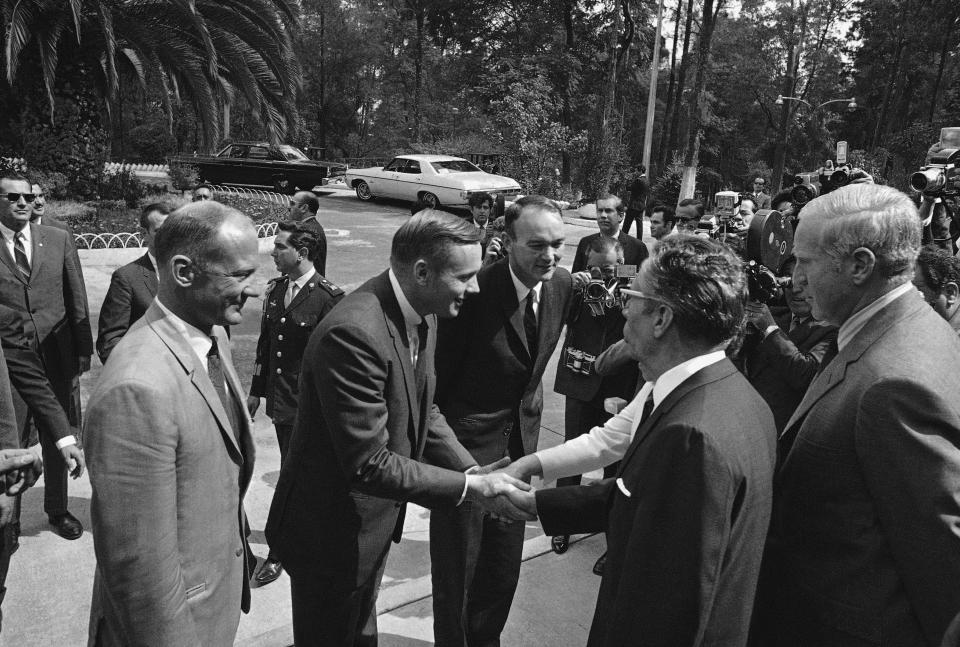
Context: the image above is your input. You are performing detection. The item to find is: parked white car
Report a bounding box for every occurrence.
[344,154,522,209]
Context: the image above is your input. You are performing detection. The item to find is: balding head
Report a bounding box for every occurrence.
[290,191,319,221]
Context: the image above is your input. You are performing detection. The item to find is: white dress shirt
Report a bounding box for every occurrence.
[837,282,913,351]
[154,298,213,368]
[538,350,727,483]
[0,220,32,265]
[508,264,542,320]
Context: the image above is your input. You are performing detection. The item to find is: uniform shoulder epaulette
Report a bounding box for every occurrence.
[315,276,344,297]
[267,275,285,288]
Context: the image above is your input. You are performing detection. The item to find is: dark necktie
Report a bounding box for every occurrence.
[641,395,655,423]
[207,337,241,441]
[524,291,538,359]
[415,319,428,370]
[13,232,30,280]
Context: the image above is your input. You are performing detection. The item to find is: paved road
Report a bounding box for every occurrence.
[5,192,645,646]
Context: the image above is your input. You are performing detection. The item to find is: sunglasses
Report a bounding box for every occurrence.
[4,193,36,203]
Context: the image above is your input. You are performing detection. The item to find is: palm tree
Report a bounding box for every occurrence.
[2,0,301,147]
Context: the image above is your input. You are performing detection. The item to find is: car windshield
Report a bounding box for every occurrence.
[278,145,310,161]
[431,159,481,174]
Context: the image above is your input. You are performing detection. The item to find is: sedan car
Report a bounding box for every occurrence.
[170,142,347,194]
[344,154,522,209]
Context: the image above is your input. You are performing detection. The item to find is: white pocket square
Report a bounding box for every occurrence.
[616,478,631,498]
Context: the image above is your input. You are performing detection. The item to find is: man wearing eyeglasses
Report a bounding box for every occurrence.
[499,235,776,647]
[85,201,259,646]
[749,177,771,210]
[0,174,91,542]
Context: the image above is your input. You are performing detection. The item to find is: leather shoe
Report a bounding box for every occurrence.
[254,558,283,586]
[550,535,569,554]
[48,512,83,540]
[593,551,607,576]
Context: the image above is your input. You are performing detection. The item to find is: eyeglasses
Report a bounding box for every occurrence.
[619,287,671,310]
[195,266,256,283]
[4,193,36,203]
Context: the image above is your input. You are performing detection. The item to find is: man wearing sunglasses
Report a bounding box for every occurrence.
[0,174,91,542]
[499,235,776,646]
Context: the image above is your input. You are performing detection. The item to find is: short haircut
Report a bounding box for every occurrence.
[279,220,321,261]
[586,235,623,260]
[645,234,747,345]
[753,177,767,185]
[651,204,676,226]
[294,191,319,214]
[678,198,705,218]
[802,184,921,279]
[916,245,960,293]
[155,201,252,267]
[194,183,214,193]
[140,202,171,229]
[1,173,28,185]
[771,190,793,209]
[596,193,625,215]
[468,191,493,209]
[391,210,481,269]
[505,195,562,237]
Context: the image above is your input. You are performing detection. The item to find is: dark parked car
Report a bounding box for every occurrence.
[170,142,347,194]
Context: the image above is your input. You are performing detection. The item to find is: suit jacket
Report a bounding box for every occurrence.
[744,313,837,432]
[35,215,71,234]
[249,272,343,425]
[265,270,476,588]
[96,253,159,363]
[750,191,772,210]
[435,258,573,465]
[572,231,648,274]
[85,304,255,647]
[0,348,18,450]
[298,216,328,276]
[537,359,776,647]
[771,290,960,646]
[0,223,92,401]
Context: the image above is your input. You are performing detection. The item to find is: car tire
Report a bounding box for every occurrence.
[421,191,439,209]
[356,181,373,201]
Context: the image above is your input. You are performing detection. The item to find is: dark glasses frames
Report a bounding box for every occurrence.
[4,193,36,203]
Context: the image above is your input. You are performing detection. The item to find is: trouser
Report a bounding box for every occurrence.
[623,208,644,237]
[0,521,13,634]
[267,422,293,562]
[430,501,526,647]
[290,549,388,647]
[557,397,618,489]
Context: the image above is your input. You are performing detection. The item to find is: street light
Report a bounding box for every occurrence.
[775,94,857,112]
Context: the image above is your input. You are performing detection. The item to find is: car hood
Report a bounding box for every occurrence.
[447,172,521,190]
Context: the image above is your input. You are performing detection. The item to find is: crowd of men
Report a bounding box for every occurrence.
[0,169,959,647]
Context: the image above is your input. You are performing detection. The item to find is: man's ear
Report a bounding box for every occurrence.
[944,281,960,307]
[848,247,877,285]
[413,258,430,286]
[651,303,674,339]
[170,255,197,288]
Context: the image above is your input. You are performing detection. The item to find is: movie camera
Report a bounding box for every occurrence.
[579,264,639,317]
[913,148,960,250]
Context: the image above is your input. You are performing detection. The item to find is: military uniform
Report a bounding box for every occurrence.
[250,270,343,460]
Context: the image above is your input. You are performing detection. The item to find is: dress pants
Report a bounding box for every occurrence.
[290,548,388,647]
[266,422,293,563]
[557,397,617,488]
[0,521,13,633]
[430,501,526,647]
[623,208,644,237]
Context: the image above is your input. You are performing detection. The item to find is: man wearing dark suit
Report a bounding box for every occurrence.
[749,177,772,210]
[266,211,531,646]
[766,184,960,647]
[289,190,327,275]
[431,195,574,646]
[914,244,960,335]
[247,221,343,586]
[503,235,777,647]
[0,174,91,540]
[96,203,169,363]
[572,194,648,275]
[29,182,71,233]
[85,202,259,646]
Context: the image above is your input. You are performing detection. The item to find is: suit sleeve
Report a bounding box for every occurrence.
[536,478,614,536]
[755,328,836,391]
[855,378,960,645]
[316,323,467,508]
[85,378,202,646]
[594,339,636,377]
[248,296,271,398]
[572,239,588,274]
[62,234,93,358]
[315,228,327,276]
[0,349,19,450]
[96,271,135,364]
[2,347,72,442]
[423,404,477,471]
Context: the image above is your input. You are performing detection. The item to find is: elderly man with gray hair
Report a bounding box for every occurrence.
[765,183,960,646]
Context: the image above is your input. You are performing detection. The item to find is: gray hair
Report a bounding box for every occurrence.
[155,200,252,267]
[802,184,920,279]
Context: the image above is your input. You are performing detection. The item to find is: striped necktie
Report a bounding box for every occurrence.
[13,232,30,280]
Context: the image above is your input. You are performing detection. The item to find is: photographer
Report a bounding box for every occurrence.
[914,245,960,334]
[741,259,837,433]
[676,199,705,233]
[551,237,639,557]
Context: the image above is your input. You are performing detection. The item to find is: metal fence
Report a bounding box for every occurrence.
[74,221,280,250]
[208,185,290,206]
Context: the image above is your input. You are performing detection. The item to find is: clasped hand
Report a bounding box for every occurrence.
[466,457,538,522]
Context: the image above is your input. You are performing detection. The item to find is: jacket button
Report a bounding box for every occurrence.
[276,368,282,375]
[277,334,283,340]
[280,317,286,323]
[276,351,282,358]
[235,548,243,557]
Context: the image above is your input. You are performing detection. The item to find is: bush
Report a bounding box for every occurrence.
[168,163,199,192]
[0,157,28,176]
[49,200,97,230]
[29,169,71,200]
[214,192,287,224]
[99,169,147,208]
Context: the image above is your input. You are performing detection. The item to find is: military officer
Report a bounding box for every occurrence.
[247,220,343,586]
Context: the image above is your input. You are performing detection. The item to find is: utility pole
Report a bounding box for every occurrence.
[642,0,666,173]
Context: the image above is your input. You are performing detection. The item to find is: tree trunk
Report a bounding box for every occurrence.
[928,5,958,122]
[318,0,327,148]
[656,0,683,177]
[561,0,575,187]
[871,0,910,151]
[771,0,806,196]
[413,6,424,142]
[663,0,694,171]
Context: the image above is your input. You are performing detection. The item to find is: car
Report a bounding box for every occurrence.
[170,142,347,194]
[344,154,522,209]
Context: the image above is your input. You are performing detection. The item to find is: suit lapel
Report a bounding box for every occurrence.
[0,236,22,284]
[497,263,531,361]
[138,253,159,296]
[377,272,420,438]
[283,276,314,315]
[28,223,43,283]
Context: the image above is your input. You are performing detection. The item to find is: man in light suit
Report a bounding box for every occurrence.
[0,174,90,540]
[96,202,170,363]
[85,202,258,646]
[431,195,574,646]
[265,211,530,646]
[767,183,960,646]
[504,235,777,647]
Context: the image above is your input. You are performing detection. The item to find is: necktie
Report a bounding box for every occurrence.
[641,396,655,423]
[207,338,240,441]
[13,232,30,280]
[524,291,538,358]
[284,281,299,309]
[416,320,428,369]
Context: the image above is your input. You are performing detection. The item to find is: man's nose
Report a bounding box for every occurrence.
[466,276,480,294]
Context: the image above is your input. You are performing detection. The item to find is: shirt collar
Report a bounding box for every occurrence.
[388,268,423,328]
[0,220,28,244]
[651,350,727,409]
[508,263,543,305]
[154,298,213,365]
[147,252,158,276]
[837,282,913,351]
[291,266,316,290]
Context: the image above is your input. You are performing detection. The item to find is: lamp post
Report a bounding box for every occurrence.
[775,95,857,112]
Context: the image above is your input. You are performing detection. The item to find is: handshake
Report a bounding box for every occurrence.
[464,457,539,521]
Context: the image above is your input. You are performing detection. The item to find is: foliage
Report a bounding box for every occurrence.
[29,170,71,200]
[99,169,147,208]
[167,163,200,192]
[0,157,28,175]
[213,193,288,223]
